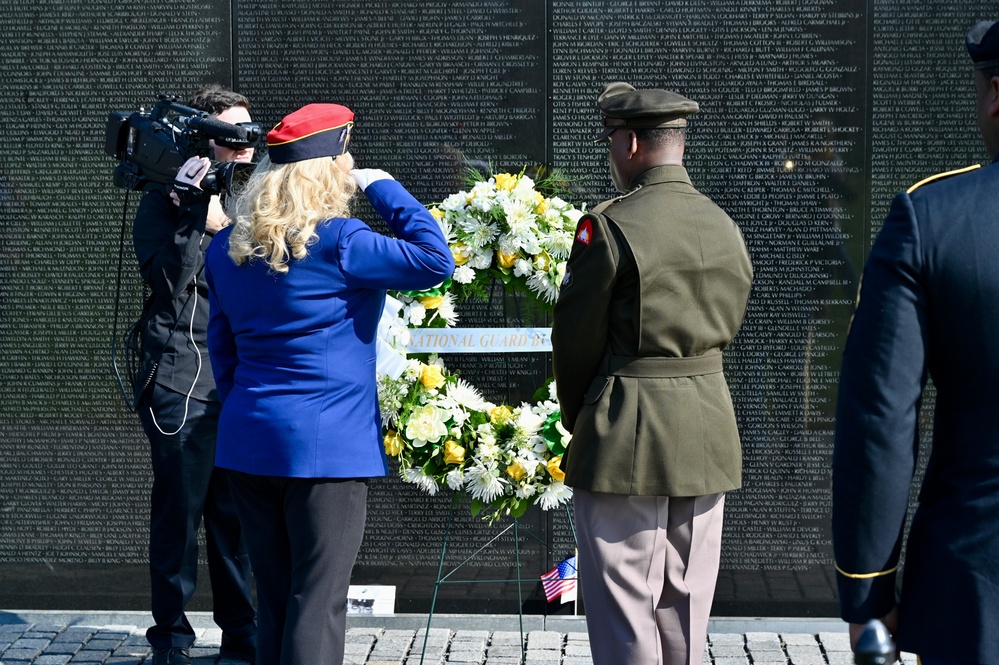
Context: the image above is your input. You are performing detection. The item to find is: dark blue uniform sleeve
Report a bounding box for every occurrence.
[204,230,237,403]
[832,191,929,623]
[339,179,454,290]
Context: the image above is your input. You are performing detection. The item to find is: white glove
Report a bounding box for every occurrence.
[172,156,212,204]
[350,168,395,191]
[175,156,211,189]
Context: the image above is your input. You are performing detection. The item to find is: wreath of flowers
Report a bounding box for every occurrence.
[376,170,585,522]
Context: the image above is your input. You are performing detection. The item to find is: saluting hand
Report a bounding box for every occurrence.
[350,168,394,191]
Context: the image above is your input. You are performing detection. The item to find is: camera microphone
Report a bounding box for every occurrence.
[180,114,248,141]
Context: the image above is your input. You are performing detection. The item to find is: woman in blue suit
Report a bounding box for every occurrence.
[198,103,454,665]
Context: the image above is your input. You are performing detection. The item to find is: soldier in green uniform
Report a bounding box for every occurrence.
[552,82,753,665]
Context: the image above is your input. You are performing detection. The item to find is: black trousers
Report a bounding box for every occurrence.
[227,471,367,665]
[139,384,256,649]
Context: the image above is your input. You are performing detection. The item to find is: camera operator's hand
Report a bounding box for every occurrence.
[350,169,394,192]
[172,156,212,205]
[205,197,230,234]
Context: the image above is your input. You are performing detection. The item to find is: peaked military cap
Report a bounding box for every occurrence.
[967,20,999,70]
[595,82,699,142]
[267,103,354,164]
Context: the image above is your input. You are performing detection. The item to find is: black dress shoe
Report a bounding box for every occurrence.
[151,647,192,665]
[220,634,257,664]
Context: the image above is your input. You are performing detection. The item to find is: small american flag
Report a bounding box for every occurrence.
[541,555,578,603]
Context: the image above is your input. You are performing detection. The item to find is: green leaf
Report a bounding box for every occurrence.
[470,499,483,517]
[510,499,529,519]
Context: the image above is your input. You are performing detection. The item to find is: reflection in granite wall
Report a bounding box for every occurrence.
[0,0,993,615]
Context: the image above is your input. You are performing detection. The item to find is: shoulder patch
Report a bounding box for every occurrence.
[574,218,593,245]
[907,164,981,194]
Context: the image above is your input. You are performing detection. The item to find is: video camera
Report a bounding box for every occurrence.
[105,94,264,195]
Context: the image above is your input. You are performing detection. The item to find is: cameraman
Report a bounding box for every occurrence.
[132,84,256,665]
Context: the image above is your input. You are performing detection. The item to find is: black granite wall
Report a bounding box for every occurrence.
[0,0,992,615]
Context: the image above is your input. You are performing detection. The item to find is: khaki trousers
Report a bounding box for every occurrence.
[573,489,725,665]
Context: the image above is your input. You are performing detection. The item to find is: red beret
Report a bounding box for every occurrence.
[266,103,354,164]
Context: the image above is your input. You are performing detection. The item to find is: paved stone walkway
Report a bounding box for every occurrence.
[0,614,918,664]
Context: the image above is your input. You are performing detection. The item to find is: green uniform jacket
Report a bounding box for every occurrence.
[553,165,753,496]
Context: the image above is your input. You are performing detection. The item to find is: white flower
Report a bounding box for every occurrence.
[404,468,440,495]
[441,192,467,211]
[503,200,538,239]
[476,423,497,442]
[470,182,497,211]
[469,251,493,270]
[404,359,423,381]
[445,468,465,490]
[452,265,476,284]
[477,439,500,461]
[515,483,538,499]
[537,481,572,510]
[497,235,519,256]
[460,217,499,249]
[544,230,574,260]
[405,404,449,447]
[514,406,545,437]
[436,215,456,242]
[564,208,584,224]
[513,258,533,278]
[406,302,427,326]
[465,463,507,503]
[526,271,559,304]
[542,207,565,228]
[436,293,458,326]
[511,175,536,198]
[445,378,489,411]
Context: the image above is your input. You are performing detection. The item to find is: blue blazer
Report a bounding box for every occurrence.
[205,179,454,479]
[832,162,999,662]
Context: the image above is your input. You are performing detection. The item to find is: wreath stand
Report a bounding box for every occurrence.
[416,504,577,665]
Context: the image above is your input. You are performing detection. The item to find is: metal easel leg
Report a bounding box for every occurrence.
[419,506,455,665]
[513,518,526,662]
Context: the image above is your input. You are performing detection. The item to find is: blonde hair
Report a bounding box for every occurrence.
[227,152,357,273]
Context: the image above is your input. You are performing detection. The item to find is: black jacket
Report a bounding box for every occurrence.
[132,187,217,405]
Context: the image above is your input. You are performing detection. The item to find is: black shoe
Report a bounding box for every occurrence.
[151,647,192,665]
[220,634,256,664]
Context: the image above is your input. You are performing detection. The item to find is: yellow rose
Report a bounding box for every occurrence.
[546,456,565,482]
[384,430,404,457]
[420,364,447,390]
[534,192,548,214]
[494,173,517,191]
[443,440,466,465]
[450,243,471,266]
[429,207,445,222]
[419,295,444,309]
[496,250,519,270]
[489,405,514,425]
[506,460,528,481]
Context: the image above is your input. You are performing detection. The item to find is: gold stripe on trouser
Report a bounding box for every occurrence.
[573,488,726,665]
